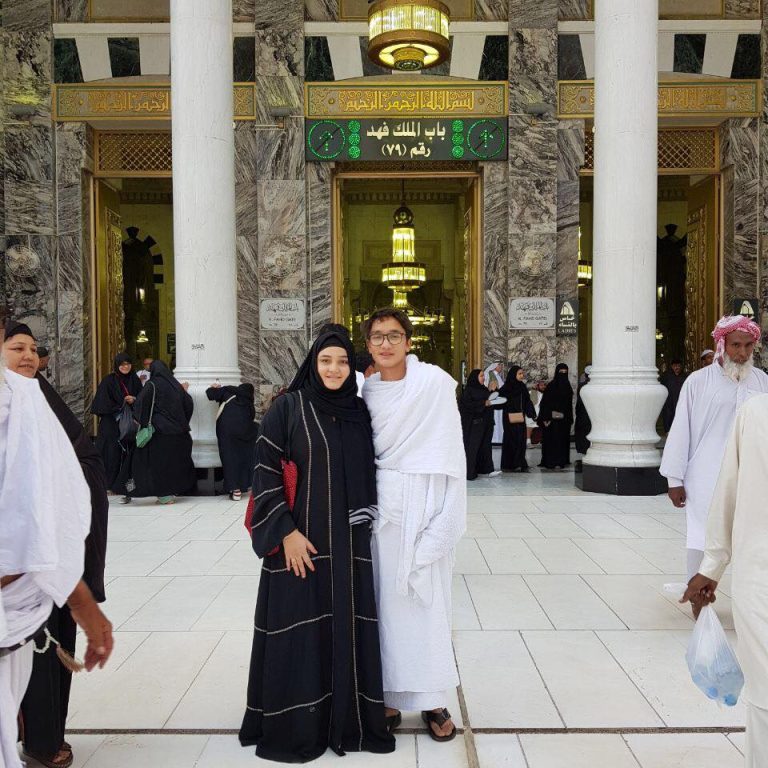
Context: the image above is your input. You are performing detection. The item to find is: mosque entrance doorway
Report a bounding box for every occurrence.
[333,170,482,383]
[578,127,721,377]
[91,131,174,382]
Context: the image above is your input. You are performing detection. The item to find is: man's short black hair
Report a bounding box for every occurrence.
[671,358,683,366]
[319,323,351,338]
[360,308,413,340]
[37,346,50,357]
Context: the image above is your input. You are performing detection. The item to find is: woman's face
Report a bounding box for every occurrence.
[478,371,485,386]
[317,346,350,391]
[516,369,525,382]
[2,334,38,378]
[118,361,132,375]
[557,368,568,377]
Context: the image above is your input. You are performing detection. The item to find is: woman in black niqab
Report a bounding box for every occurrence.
[499,365,536,472]
[240,331,394,763]
[459,369,494,480]
[537,363,574,469]
[206,380,259,499]
[91,353,142,490]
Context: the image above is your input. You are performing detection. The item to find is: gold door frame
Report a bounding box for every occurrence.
[331,168,484,370]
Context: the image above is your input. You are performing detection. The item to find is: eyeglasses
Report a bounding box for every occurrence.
[368,332,406,346]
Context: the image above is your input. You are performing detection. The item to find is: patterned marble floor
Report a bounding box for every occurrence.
[36,455,746,768]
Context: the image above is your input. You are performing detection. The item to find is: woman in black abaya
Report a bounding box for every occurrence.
[499,365,536,472]
[91,353,142,489]
[206,381,258,500]
[538,363,574,470]
[459,369,494,481]
[123,360,195,503]
[240,331,394,763]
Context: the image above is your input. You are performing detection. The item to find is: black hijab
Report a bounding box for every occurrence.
[91,352,142,415]
[137,360,193,434]
[3,321,35,341]
[499,365,527,398]
[288,331,368,423]
[288,331,376,524]
[540,362,574,420]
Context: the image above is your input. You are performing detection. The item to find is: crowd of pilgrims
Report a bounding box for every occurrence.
[458,361,586,480]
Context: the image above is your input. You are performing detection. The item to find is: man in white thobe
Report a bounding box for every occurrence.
[0,340,113,768]
[683,395,768,766]
[362,308,466,742]
[660,315,768,581]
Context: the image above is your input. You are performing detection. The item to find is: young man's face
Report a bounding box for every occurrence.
[671,363,683,376]
[366,317,411,371]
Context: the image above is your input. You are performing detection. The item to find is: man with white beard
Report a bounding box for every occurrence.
[660,315,768,594]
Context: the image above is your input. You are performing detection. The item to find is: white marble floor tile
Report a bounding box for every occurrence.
[519,734,639,767]
[314,737,417,765]
[453,538,491,574]
[522,630,662,727]
[525,514,589,538]
[119,575,232,631]
[69,632,223,728]
[217,515,252,540]
[484,513,544,538]
[523,538,604,574]
[79,734,208,768]
[572,538,661,574]
[102,576,173,629]
[584,576,694,629]
[621,539,687,574]
[453,631,561,728]
[464,513,497,538]
[170,512,239,540]
[610,514,682,539]
[208,539,263,575]
[192,574,260,631]
[650,511,688,534]
[639,574,735,630]
[121,514,203,541]
[523,576,624,629]
[625,732,744,767]
[598,630,746,727]
[474,734,526,768]
[726,731,746,754]
[196,736,274,767]
[452,575,481,630]
[475,498,542,514]
[415,734,470,768]
[151,540,238,576]
[63,735,106,768]
[106,514,159,540]
[566,513,637,539]
[532,500,620,515]
[166,630,251,728]
[105,541,187,578]
[476,539,546,574]
[465,575,552,630]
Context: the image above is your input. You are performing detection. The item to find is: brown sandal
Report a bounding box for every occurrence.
[22,747,74,768]
[421,708,457,742]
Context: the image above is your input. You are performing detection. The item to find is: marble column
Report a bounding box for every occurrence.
[170,0,241,467]
[579,0,668,494]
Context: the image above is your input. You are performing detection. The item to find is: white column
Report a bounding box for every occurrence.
[581,0,667,479]
[170,0,240,468]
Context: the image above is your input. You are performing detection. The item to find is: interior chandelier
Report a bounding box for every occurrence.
[367,0,450,71]
[381,184,427,293]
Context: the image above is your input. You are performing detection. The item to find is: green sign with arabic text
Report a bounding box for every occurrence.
[305,118,508,162]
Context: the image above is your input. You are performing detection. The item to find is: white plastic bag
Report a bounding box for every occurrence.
[686,604,744,707]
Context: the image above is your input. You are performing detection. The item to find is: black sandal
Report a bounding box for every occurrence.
[385,711,402,734]
[421,708,457,742]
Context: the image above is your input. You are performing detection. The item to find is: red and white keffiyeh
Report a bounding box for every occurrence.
[711,315,761,363]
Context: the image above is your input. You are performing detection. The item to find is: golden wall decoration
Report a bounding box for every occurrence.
[54,84,257,121]
[306,81,507,118]
[558,80,761,119]
[105,208,126,357]
[684,206,707,372]
[582,128,719,175]
[95,131,172,177]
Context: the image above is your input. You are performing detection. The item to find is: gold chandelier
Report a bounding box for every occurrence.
[367,0,451,72]
[381,187,427,292]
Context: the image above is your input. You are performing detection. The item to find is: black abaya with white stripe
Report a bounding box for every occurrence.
[240,391,395,763]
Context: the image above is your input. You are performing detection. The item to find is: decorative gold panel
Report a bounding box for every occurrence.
[684,206,707,372]
[54,84,257,121]
[306,81,507,118]
[559,80,761,119]
[95,132,172,177]
[340,0,472,20]
[582,128,718,175]
[105,208,126,357]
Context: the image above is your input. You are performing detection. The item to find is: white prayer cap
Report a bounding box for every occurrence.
[584,365,593,375]
[700,349,715,359]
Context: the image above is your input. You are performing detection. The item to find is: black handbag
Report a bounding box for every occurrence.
[118,402,138,442]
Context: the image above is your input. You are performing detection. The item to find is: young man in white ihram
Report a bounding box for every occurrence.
[361,307,466,742]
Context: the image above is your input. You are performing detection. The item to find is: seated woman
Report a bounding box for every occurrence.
[499,365,536,473]
[239,330,395,763]
[122,360,195,504]
[206,381,258,501]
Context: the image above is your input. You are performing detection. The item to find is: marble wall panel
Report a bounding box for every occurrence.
[507,333,552,381]
[508,29,557,112]
[256,120,305,180]
[257,180,307,242]
[237,234,260,387]
[3,30,52,126]
[233,0,257,21]
[259,332,307,387]
[722,165,736,305]
[255,30,304,77]
[725,0,761,18]
[558,0,590,20]
[255,76,304,123]
[235,125,260,184]
[5,180,54,234]
[57,233,82,293]
[57,184,81,235]
[235,181,259,236]
[260,234,307,293]
[55,0,88,22]
[482,162,509,363]
[508,234,558,296]
[255,0,302,28]
[2,0,50,29]
[476,0,507,21]
[307,163,332,338]
[305,0,339,22]
[56,124,87,185]
[5,126,52,182]
[510,0,557,27]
